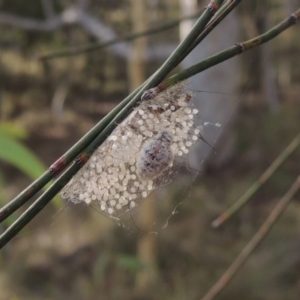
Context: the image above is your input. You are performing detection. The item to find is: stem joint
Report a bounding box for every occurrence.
[206,1,220,14]
[235,42,245,53]
[291,12,300,24]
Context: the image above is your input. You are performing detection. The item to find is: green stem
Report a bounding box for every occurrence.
[0,162,82,249]
[141,0,223,90]
[183,0,242,64]
[164,7,300,87]
[0,87,141,224]
[157,0,242,91]
[0,172,52,223]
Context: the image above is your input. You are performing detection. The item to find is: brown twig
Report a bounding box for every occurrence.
[212,133,300,228]
[38,11,203,60]
[200,175,300,300]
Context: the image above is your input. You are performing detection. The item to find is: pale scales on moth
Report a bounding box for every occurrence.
[60,82,212,225]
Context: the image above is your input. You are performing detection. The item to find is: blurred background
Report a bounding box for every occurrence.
[0,0,300,299]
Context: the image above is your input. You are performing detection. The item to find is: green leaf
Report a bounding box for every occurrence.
[0,129,64,210]
[0,132,45,179]
[0,122,28,139]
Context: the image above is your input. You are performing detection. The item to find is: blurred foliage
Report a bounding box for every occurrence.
[0,0,63,18]
[0,123,45,180]
[0,122,46,228]
[0,0,45,19]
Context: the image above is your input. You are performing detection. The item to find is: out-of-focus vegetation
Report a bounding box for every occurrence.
[0,123,45,180]
[0,1,300,300]
[0,123,46,226]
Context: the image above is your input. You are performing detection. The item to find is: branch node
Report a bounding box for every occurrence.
[206,1,220,14]
[50,157,67,176]
[291,12,300,24]
[76,153,89,166]
[235,42,246,53]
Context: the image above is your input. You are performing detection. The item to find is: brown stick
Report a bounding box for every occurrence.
[201,175,300,300]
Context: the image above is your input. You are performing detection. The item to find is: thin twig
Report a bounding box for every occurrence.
[142,0,243,94]
[39,0,241,61]
[159,0,243,91]
[212,133,300,228]
[0,87,141,224]
[41,0,55,19]
[200,175,300,300]
[0,162,82,248]
[164,7,300,87]
[38,11,203,60]
[183,0,242,61]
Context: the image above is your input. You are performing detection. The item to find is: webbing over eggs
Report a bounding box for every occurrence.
[60,82,201,224]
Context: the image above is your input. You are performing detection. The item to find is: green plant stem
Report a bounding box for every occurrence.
[182,0,242,64]
[200,175,300,300]
[39,0,238,61]
[0,162,82,248]
[212,133,300,228]
[156,0,242,92]
[0,87,140,224]
[164,7,300,87]
[38,12,203,60]
[0,1,224,248]
[142,0,223,89]
[0,172,52,223]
